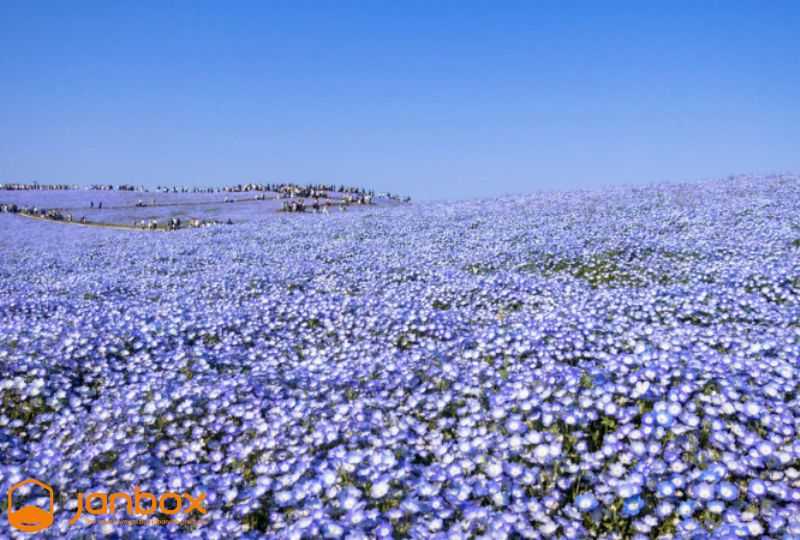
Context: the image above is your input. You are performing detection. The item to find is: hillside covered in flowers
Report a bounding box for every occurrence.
[1,174,799,539]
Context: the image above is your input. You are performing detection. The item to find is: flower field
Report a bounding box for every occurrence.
[1,174,800,538]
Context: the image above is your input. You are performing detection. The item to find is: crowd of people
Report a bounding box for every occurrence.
[86,184,141,191]
[132,217,234,230]
[149,182,382,197]
[1,201,236,230]
[1,202,80,223]
[1,181,412,228]
[0,182,77,191]
[224,182,371,196]
[280,193,376,213]
[2,181,411,201]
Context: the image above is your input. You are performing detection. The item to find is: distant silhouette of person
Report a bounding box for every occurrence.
[90,201,94,208]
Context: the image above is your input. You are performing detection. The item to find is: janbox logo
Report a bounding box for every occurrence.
[8,479,54,533]
[7,478,207,533]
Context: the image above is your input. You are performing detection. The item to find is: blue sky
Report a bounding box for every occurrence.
[1,1,798,200]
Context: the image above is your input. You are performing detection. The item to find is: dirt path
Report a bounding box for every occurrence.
[51,195,270,211]
[5,197,394,231]
[51,193,350,211]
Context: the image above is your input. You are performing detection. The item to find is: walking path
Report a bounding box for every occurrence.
[52,194,270,211]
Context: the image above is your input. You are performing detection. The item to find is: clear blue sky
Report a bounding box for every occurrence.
[1,1,798,200]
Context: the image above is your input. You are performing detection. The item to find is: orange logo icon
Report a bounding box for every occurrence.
[7,478,55,533]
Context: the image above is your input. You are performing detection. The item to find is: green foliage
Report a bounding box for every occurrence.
[1,390,55,440]
[242,492,273,532]
[465,262,495,275]
[306,318,321,328]
[432,299,451,310]
[202,333,221,346]
[89,450,119,473]
[587,414,618,452]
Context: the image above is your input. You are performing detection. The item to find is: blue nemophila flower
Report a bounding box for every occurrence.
[707,499,726,514]
[575,493,599,512]
[621,495,644,518]
[693,482,716,501]
[749,479,768,499]
[656,501,674,517]
[617,483,641,499]
[370,477,391,499]
[717,481,739,502]
[677,500,698,517]
[758,441,776,457]
[657,479,676,496]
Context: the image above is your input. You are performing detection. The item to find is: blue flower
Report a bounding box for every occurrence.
[657,480,675,498]
[575,493,599,512]
[621,495,644,518]
[749,479,768,499]
[717,481,739,502]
